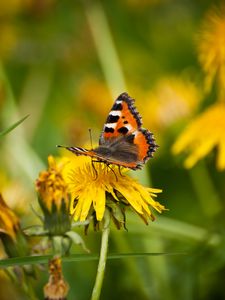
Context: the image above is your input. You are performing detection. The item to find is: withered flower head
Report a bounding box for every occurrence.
[44,257,69,300]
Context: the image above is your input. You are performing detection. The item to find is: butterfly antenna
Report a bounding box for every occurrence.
[89,128,93,149]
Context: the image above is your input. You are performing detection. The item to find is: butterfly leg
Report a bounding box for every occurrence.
[91,159,98,180]
[91,160,118,181]
[91,159,109,180]
[118,166,125,177]
[105,164,118,182]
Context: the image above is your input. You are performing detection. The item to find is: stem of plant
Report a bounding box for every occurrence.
[91,209,110,300]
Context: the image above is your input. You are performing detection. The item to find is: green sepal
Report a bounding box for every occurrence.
[23,225,48,237]
[65,231,90,253]
[38,195,71,236]
[106,194,126,230]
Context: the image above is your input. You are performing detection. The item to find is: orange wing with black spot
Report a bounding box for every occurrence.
[99,93,142,141]
[98,92,157,168]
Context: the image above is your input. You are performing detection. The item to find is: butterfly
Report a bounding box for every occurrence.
[59,92,158,170]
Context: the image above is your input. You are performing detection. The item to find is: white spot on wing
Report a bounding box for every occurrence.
[133,130,138,137]
[110,111,121,116]
[124,124,133,131]
[104,123,117,129]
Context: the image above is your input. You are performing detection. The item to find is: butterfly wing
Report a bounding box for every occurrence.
[99,92,141,143]
[96,92,157,168]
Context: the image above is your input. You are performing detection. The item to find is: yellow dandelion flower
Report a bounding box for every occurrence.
[44,257,69,300]
[172,101,225,170]
[62,156,165,224]
[0,193,20,241]
[36,155,69,212]
[197,5,225,96]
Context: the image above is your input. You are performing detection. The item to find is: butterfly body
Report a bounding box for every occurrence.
[60,93,158,170]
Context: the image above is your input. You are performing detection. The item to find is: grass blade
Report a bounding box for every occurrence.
[0,252,186,268]
[0,115,29,137]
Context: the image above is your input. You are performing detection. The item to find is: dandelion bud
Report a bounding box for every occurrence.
[36,156,71,235]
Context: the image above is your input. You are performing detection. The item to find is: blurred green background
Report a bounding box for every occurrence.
[1,0,225,299]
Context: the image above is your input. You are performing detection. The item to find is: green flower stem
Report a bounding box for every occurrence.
[52,236,63,256]
[91,210,110,300]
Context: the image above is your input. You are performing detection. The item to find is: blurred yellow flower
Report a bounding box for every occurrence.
[0,24,18,58]
[79,78,112,124]
[197,5,225,97]
[65,78,111,146]
[0,0,55,16]
[62,156,165,223]
[0,194,20,241]
[0,194,29,258]
[0,173,31,215]
[36,156,69,212]
[44,257,69,300]
[172,101,225,170]
[0,0,23,16]
[134,76,202,133]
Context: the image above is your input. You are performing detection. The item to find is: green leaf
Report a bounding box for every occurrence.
[0,115,29,137]
[0,252,186,268]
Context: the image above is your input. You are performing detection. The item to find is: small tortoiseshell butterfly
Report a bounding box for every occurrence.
[59,92,158,170]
